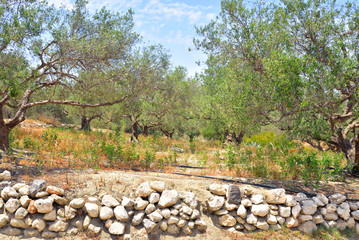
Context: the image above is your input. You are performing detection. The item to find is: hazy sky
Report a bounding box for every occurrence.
[48,0,222,76]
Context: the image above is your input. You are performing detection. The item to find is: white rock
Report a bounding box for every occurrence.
[0,170,11,181]
[64,206,77,220]
[102,195,120,207]
[85,203,99,218]
[121,196,134,208]
[194,219,207,230]
[132,211,145,226]
[35,191,49,198]
[347,217,355,229]
[109,221,126,235]
[69,198,85,209]
[209,183,226,196]
[218,214,236,227]
[10,219,28,228]
[256,219,269,230]
[114,206,129,222]
[329,193,346,204]
[337,202,350,220]
[352,210,359,220]
[190,209,200,220]
[225,202,238,211]
[279,206,291,218]
[136,182,155,197]
[148,210,163,222]
[298,215,313,222]
[5,198,21,213]
[134,197,149,210]
[143,218,158,233]
[32,219,46,232]
[183,192,198,209]
[312,197,325,207]
[246,213,257,225]
[158,190,179,208]
[286,217,299,228]
[168,216,179,224]
[292,203,301,219]
[267,214,277,224]
[149,192,160,204]
[150,181,166,192]
[87,223,101,236]
[244,223,256,231]
[313,214,324,224]
[285,195,297,207]
[276,216,285,225]
[14,207,28,219]
[181,205,193,216]
[337,219,347,231]
[167,224,180,234]
[251,194,264,204]
[301,200,317,215]
[1,187,19,200]
[265,189,286,204]
[251,204,270,217]
[324,212,338,221]
[316,193,329,205]
[207,195,225,212]
[298,221,317,233]
[18,186,30,196]
[51,194,67,205]
[241,198,252,207]
[34,198,53,213]
[99,206,114,220]
[237,205,247,218]
[177,219,187,227]
[0,214,9,228]
[83,215,91,229]
[20,195,31,208]
[161,208,171,219]
[43,209,57,221]
[145,203,156,214]
[159,220,168,231]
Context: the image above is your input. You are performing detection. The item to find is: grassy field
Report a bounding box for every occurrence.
[8,120,347,188]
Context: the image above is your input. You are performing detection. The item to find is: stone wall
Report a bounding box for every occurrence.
[207,183,359,234]
[0,169,357,239]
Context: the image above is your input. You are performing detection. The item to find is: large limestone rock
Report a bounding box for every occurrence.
[251,204,270,217]
[207,195,225,212]
[143,218,158,233]
[114,206,129,222]
[150,181,166,192]
[298,221,317,233]
[237,205,247,218]
[301,200,317,215]
[265,189,286,204]
[158,190,179,208]
[0,170,11,181]
[5,198,21,213]
[183,192,198,209]
[102,195,120,207]
[69,198,85,209]
[134,197,149,210]
[218,214,236,227]
[85,203,99,218]
[109,221,126,235]
[136,182,155,197]
[99,206,114,220]
[1,187,19,200]
[337,202,350,221]
[0,214,10,228]
[209,183,226,196]
[30,179,46,197]
[279,206,291,218]
[251,194,264,204]
[328,193,346,204]
[34,198,53,213]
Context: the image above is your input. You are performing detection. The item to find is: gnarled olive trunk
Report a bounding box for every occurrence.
[80,116,92,131]
[225,130,245,146]
[161,128,174,139]
[130,120,140,143]
[0,124,11,151]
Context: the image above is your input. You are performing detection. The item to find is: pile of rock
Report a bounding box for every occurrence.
[206,183,359,234]
[0,170,207,238]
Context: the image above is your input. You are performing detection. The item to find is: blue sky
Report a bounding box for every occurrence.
[48,0,222,76]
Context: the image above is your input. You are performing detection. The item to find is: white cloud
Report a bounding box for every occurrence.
[47,0,73,9]
[140,0,211,25]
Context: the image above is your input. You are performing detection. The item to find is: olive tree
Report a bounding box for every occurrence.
[195,0,359,170]
[0,0,138,149]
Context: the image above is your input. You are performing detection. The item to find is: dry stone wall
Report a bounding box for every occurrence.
[207,183,359,234]
[0,170,357,239]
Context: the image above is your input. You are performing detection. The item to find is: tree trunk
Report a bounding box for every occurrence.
[225,130,245,146]
[80,116,91,131]
[0,124,11,151]
[143,125,149,137]
[130,121,140,143]
[161,128,174,139]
